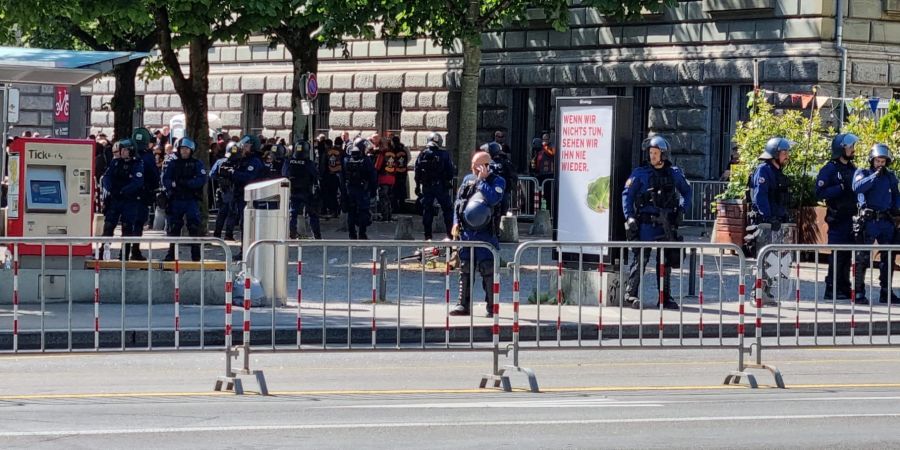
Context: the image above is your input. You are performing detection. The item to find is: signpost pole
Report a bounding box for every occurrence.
[1,83,8,181]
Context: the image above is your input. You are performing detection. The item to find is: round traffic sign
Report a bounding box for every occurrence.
[306,73,318,101]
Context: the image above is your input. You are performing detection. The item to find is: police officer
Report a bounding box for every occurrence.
[481,141,518,218]
[129,128,160,261]
[283,139,322,240]
[748,137,793,304]
[415,132,455,240]
[101,139,145,260]
[210,141,240,239]
[816,133,860,300]
[622,136,692,310]
[162,137,208,262]
[340,138,377,240]
[224,135,265,241]
[449,151,505,317]
[852,144,900,305]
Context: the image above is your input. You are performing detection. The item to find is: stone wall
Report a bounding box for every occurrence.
[6,84,56,137]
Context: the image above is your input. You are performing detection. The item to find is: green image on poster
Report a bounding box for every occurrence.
[586,176,610,213]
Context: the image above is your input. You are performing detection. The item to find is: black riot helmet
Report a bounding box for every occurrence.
[869,143,893,165]
[293,139,312,159]
[641,136,670,160]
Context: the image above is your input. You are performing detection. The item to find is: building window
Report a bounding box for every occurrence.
[710,85,734,180]
[632,86,651,167]
[83,95,92,137]
[133,95,145,129]
[379,92,402,136]
[242,93,263,136]
[314,93,330,136]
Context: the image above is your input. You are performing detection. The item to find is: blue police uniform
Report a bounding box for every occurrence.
[340,153,377,239]
[283,152,322,239]
[210,156,234,238]
[853,167,900,301]
[163,154,208,261]
[129,147,160,260]
[101,156,145,259]
[415,144,455,240]
[451,172,505,316]
[816,159,857,298]
[621,161,691,307]
[749,162,790,224]
[225,153,265,239]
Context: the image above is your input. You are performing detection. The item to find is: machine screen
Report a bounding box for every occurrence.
[30,180,63,204]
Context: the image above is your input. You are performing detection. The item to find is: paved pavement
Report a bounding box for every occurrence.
[0,348,899,448]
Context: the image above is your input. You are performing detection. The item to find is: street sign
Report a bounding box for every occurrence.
[8,87,19,123]
[306,73,318,101]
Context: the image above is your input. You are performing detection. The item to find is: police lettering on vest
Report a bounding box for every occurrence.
[288,157,313,196]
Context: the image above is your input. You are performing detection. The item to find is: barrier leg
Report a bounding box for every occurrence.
[500,264,540,392]
[215,263,269,395]
[480,257,513,391]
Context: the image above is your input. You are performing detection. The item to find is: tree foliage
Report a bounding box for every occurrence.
[720,90,831,210]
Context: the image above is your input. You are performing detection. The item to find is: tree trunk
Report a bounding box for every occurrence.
[110,59,141,141]
[457,36,482,176]
[281,27,319,143]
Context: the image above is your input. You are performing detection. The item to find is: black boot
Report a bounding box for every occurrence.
[164,244,176,262]
[190,244,201,262]
[130,244,147,262]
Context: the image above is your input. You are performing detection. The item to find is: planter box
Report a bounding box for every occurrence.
[799,206,828,245]
[713,200,746,247]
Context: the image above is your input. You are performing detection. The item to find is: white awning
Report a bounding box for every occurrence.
[0,46,149,85]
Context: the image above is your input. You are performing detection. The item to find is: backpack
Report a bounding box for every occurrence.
[418,147,443,184]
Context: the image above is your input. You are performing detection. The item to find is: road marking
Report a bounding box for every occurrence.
[318,398,663,409]
[3,383,900,400]
[2,414,900,437]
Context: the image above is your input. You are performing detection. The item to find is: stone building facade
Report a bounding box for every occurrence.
[83,0,900,180]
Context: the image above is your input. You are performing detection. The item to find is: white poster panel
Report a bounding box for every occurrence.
[556,104,614,252]
[7,154,19,195]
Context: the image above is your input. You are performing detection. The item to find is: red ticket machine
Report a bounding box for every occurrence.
[5,138,96,256]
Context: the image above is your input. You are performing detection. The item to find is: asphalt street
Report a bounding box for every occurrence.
[1,348,899,448]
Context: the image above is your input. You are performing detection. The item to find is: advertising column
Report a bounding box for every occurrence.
[553,97,632,261]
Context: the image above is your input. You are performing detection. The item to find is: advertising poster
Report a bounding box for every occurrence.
[555,104,614,249]
[7,153,19,219]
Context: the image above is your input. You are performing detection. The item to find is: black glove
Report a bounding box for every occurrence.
[625,217,639,241]
[770,218,782,232]
[414,184,421,197]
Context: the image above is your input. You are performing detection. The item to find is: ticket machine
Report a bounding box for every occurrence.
[5,138,95,256]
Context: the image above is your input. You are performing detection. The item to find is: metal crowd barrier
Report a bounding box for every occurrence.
[516,176,539,219]
[684,180,728,225]
[502,240,773,391]
[218,239,509,395]
[0,236,233,354]
[750,244,900,384]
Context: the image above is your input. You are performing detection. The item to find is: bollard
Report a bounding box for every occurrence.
[394,216,415,240]
[529,210,552,236]
[499,215,519,243]
[336,212,349,232]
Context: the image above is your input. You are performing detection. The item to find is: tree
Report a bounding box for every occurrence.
[0,0,157,140]
[151,0,276,167]
[383,0,676,172]
[266,0,378,142]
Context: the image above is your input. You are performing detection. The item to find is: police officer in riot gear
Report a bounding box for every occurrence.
[224,135,265,241]
[481,141,518,218]
[816,133,860,300]
[852,144,900,305]
[622,136,692,310]
[283,139,322,240]
[129,128,160,261]
[211,141,240,239]
[748,137,793,304]
[340,137,377,239]
[414,132,455,240]
[449,151,505,317]
[101,139,145,260]
[162,137,208,262]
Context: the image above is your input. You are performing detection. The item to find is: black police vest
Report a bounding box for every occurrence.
[171,159,202,200]
[288,158,313,195]
[417,148,443,184]
[827,160,857,214]
[455,176,498,232]
[344,157,368,189]
[110,160,134,196]
[638,166,679,211]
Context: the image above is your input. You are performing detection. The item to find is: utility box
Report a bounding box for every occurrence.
[243,177,289,306]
